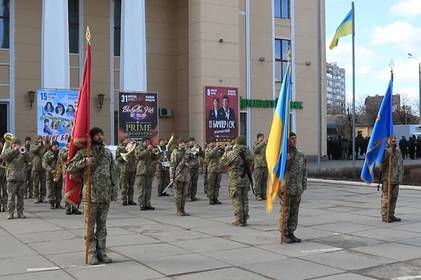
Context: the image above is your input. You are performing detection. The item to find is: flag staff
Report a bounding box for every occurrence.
[351,1,356,167]
[386,61,394,223]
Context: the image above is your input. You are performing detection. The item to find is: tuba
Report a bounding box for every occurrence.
[0,133,15,169]
[121,141,136,162]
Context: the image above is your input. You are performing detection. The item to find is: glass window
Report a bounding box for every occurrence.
[275,39,291,82]
[0,0,9,49]
[68,0,79,53]
[240,112,247,145]
[274,0,290,19]
[114,0,121,56]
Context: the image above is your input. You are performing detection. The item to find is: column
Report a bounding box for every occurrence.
[42,0,70,88]
[120,0,147,91]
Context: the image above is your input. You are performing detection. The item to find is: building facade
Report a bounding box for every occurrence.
[326,62,345,115]
[0,0,326,157]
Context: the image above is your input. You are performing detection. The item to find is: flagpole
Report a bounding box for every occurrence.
[351,1,356,167]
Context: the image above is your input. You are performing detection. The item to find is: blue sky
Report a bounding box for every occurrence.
[326,0,421,109]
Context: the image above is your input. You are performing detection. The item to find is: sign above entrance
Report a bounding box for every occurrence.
[240,97,303,110]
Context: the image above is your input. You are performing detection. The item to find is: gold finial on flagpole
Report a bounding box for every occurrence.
[86,26,91,45]
[389,60,394,72]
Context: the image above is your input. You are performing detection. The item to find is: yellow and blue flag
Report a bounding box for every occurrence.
[266,64,291,212]
[329,9,353,50]
[361,77,394,183]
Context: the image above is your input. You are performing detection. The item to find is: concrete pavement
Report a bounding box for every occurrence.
[1,177,421,280]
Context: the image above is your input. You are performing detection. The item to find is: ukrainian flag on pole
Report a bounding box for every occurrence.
[329,9,353,49]
[361,76,394,183]
[266,63,292,213]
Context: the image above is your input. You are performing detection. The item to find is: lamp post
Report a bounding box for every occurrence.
[408,53,421,123]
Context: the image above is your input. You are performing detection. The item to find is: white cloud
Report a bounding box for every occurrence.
[371,21,421,50]
[390,0,421,17]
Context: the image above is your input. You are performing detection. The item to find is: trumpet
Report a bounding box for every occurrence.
[19,147,26,154]
[152,147,160,155]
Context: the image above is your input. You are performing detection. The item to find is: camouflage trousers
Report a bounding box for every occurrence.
[381,183,399,219]
[136,175,153,207]
[0,171,6,209]
[47,178,62,207]
[156,169,170,195]
[84,202,110,257]
[203,169,208,194]
[174,180,188,210]
[25,170,32,198]
[253,167,268,198]
[207,172,221,202]
[120,170,136,202]
[229,186,249,223]
[188,168,199,199]
[32,170,46,200]
[7,180,25,216]
[281,194,301,234]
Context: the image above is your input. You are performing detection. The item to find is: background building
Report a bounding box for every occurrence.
[326,62,345,115]
[0,0,326,157]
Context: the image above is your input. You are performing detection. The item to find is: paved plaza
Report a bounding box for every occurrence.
[1,177,421,280]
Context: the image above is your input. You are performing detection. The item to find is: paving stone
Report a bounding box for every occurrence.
[112,243,191,261]
[204,247,288,266]
[0,255,55,276]
[312,233,384,249]
[0,270,74,280]
[171,237,246,253]
[358,261,421,280]
[352,242,421,261]
[0,235,39,259]
[313,273,377,280]
[173,267,269,280]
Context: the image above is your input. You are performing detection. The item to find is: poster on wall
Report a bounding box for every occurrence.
[119,92,158,144]
[37,89,79,147]
[205,86,239,143]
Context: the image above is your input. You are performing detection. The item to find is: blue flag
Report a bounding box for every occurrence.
[361,77,394,183]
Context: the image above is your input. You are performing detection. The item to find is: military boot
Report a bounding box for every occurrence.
[128,201,137,206]
[391,216,402,222]
[122,199,128,206]
[88,254,99,265]
[232,219,241,226]
[50,204,55,209]
[98,253,113,264]
[289,232,301,243]
[72,208,82,215]
[283,233,294,244]
[214,199,222,205]
[66,208,72,215]
[176,208,184,216]
[7,213,13,220]
[181,208,189,216]
[17,213,26,219]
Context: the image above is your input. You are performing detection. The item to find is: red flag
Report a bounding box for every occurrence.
[64,39,91,205]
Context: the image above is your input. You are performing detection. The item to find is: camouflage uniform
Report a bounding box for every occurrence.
[284,147,307,235]
[135,145,157,208]
[170,147,191,215]
[253,141,267,200]
[1,146,30,218]
[67,144,117,261]
[42,149,62,208]
[187,145,201,201]
[206,145,223,204]
[31,143,47,202]
[24,144,32,198]
[155,145,170,196]
[116,143,136,204]
[220,144,253,225]
[381,146,403,221]
[0,160,6,212]
[203,149,209,195]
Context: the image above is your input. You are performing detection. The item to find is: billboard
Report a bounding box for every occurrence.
[37,89,79,147]
[119,92,158,144]
[205,86,239,142]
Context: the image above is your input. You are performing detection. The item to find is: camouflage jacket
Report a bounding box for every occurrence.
[220,145,253,188]
[253,142,267,168]
[1,147,30,182]
[42,149,59,180]
[116,144,136,173]
[286,147,307,195]
[59,146,68,178]
[135,145,157,176]
[381,147,404,185]
[30,143,48,171]
[206,145,224,173]
[170,148,191,182]
[187,145,202,170]
[67,145,118,203]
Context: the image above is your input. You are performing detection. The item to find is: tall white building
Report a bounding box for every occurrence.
[326,62,346,115]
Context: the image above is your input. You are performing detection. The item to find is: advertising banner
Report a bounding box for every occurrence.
[37,89,79,147]
[205,86,239,143]
[119,92,158,144]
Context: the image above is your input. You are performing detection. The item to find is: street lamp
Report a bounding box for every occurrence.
[408,53,421,123]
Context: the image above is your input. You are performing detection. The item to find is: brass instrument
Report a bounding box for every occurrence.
[121,141,136,162]
[0,133,15,169]
[152,147,160,155]
[53,158,63,182]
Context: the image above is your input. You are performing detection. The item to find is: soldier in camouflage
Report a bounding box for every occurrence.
[282,132,307,244]
[60,139,82,215]
[135,138,158,211]
[203,143,209,195]
[24,137,32,199]
[42,141,63,209]
[253,133,267,201]
[116,135,137,206]
[381,136,404,223]
[205,140,224,205]
[67,127,117,265]
[220,136,253,226]
[1,138,30,219]
[187,137,202,201]
[170,138,191,216]
[31,136,48,203]
[0,140,7,212]
[156,138,170,197]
